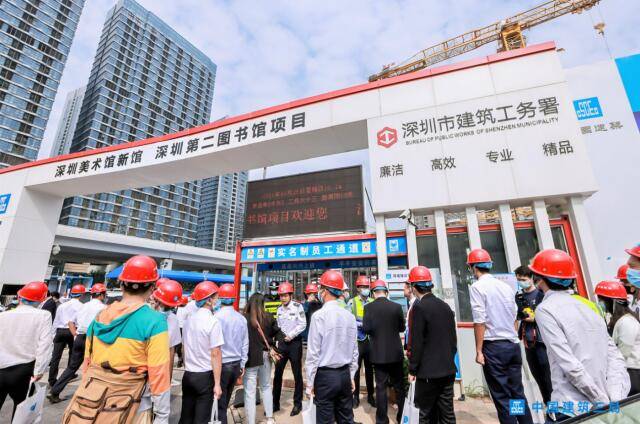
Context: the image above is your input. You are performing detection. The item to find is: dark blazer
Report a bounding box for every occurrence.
[245,313,282,368]
[408,293,457,379]
[41,297,58,323]
[362,297,405,364]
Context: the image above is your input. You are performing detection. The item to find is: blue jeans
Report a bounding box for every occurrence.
[243,352,273,424]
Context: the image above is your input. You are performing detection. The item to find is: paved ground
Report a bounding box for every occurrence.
[0,353,499,423]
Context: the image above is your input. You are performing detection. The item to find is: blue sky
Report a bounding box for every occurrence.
[39,0,640,187]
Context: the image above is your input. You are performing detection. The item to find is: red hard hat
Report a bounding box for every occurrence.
[529,249,577,279]
[218,284,236,299]
[277,282,294,295]
[180,295,188,306]
[153,279,183,307]
[156,277,172,287]
[626,245,640,259]
[119,255,158,284]
[355,275,370,287]
[595,280,627,300]
[90,283,107,294]
[617,264,630,281]
[70,284,86,295]
[370,279,388,291]
[319,270,344,291]
[408,266,433,284]
[17,281,48,303]
[304,284,318,294]
[191,281,218,302]
[467,248,492,265]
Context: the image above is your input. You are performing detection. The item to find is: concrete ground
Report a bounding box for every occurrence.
[0,352,499,423]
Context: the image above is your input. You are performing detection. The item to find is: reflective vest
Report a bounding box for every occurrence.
[571,294,605,319]
[351,296,370,341]
[264,300,281,317]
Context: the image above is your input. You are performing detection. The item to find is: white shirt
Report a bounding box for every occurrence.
[469,273,518,342]
[167,312,181,348]
[536,290,630,411]
[177,300,197,328]
[183,307,225,372]
[216,306,249,365]
[305,300,359,389]
[0,305,54,375]
[52,298,83,330]
[276,301,306,339]
[612,314,640,369]
[75,298,106,334]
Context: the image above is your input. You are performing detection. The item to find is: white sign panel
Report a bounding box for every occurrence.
[367,63,597,214]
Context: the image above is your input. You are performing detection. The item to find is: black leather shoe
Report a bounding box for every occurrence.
[273,405,280,413]
[353,396,360,408]
[47,393,63,404]
[290,405,302,416]
[367,395,376,408]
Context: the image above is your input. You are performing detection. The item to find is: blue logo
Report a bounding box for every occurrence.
[573,97,603,120]
[0,193,11,215]
[509,399,525,416]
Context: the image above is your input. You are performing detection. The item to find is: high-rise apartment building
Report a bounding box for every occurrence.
[59,0,216,245]
[196,172,248,252]
[0,0,85,168]
[49,85,84,156]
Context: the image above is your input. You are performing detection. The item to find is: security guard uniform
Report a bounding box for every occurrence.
[273,298,306,412]
[348,294,375,406]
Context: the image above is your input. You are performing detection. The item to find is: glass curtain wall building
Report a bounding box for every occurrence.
[49,84,84,156]
[59,0,216,245]
[0,0,85,167]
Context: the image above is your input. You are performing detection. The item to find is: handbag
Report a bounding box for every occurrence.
[400,382,420,424]
[12,381,45,424]
[209,398,222,424]
[302,395,316,424]
[256,321,282,363]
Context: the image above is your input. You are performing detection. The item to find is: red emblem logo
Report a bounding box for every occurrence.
[377,127,397,148]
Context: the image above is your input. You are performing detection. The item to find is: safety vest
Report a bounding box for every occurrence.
[351,296,369,319]
[264,300,281,317]
[571,294,605,319]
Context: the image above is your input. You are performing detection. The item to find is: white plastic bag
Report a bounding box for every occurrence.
[302,395,316,424]
[12,382,45,424]
[209,397,221,424]
[400,382,420,424]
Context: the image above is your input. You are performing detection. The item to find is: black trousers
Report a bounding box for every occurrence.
[51,334,86,396]
[482,340,533,424]
[49,328,74,386]
[273,337,303,409]
[179,370,214,424]
[524,343,553,404]
[415,374,456,424]
[373,362,405,424]
[314,366,354,424]
[354,339,375,399]
[219,361,241,424]
[0,361,34,420]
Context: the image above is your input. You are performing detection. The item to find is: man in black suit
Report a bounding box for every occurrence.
[40,291,60,323]
[407,266,457,424]
[363,279,405,424]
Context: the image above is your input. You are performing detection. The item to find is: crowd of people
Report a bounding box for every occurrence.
[0,244,639,424]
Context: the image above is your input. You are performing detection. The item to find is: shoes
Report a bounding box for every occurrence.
[273,405,280,413]
[367,395,376,408]
[47,393,64,404]
[353,396,360,408]
[290,405,302,416]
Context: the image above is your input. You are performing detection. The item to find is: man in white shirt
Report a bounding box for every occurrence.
[176,297,196,368]
[48,283,86,388]
[305,270,359,424]
[180,281,224,424]
[468,248,533,424]
[0,282,53,420]
[216,284,249,424]
[48,283,107,403]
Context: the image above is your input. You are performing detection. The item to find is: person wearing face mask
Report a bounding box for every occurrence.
[151,280,183,375]
[302,283,322,342]
[624,245,640,315]
[48,283,108,403]
[468,249,533,424]
[180,281,224,424]
[272,281,306,416]
[348,275,375,408]
[514,265,553,408]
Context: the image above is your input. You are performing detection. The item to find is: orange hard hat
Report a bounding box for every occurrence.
[595,280,627,300]
[617,264,630,281]
[319,270,344,291]
[408,266,432,284]
[153,279,183,307]
[277,282,294,295]
[355,275,370,287]
[119,255,158,284]
[370,279,388,291]
[218,284,236,299]
[304,284,318,294]
[467,248,492,265]
[90,283,107,294]
[192,281,218,302]
[626,244,640,259]
[70,284,86,295]
[17,281,48,303]
[529,249,577,280]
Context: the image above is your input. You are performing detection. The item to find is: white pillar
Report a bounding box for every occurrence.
[435,210,455,309]
[533,200,554,250]
[375,214,388,279]
[465,206,481,249]
[567,195,602,298]
[406,219,419,269]
[498,203,521,271]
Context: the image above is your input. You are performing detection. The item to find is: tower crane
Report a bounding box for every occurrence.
[369,0,602,82]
